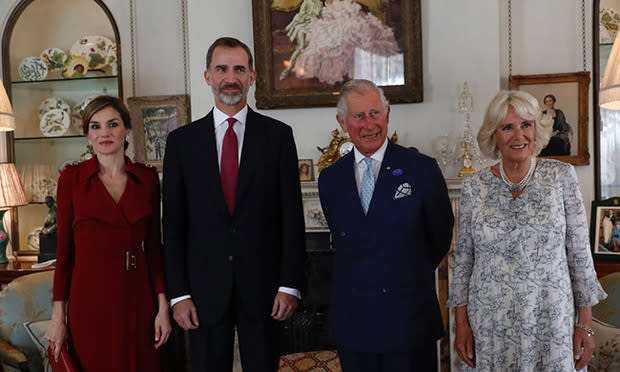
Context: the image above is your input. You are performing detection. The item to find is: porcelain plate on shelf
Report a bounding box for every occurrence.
[18,57,48,81]
[40,47,68,71]
[39,97,71,119]
[40,109,71,137]
[70,35,115,70]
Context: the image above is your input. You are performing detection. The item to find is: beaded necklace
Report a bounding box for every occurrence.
[499,156,536,192]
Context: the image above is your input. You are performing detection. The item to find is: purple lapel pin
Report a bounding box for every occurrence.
[392,168,403,176]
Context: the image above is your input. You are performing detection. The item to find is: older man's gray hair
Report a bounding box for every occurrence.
[336,79,389,119]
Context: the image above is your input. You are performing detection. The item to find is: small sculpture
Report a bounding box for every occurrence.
[317,129,350,173]
[390,130,398,144]
[40,195,57,237]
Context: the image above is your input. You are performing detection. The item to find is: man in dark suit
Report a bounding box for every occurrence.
[163,37,305,372]
[318,79,454,372]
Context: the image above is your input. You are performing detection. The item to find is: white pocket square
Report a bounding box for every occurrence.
[394,182,412,199]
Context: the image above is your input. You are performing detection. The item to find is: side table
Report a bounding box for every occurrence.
[0,261,52,287]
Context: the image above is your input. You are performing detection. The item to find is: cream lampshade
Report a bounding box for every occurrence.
[0,79,15,131]
[0,163,28,263]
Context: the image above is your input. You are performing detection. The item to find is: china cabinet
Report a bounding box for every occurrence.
[1,0,122,256]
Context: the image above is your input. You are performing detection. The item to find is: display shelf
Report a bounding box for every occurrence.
[15,134,84,141]
[12,74,117,85]
[2,0,122,253]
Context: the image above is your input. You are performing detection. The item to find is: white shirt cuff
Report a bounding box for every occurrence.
[170,294,191,308]
[279,286,301,299]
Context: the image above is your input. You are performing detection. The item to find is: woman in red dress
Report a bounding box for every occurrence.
[45,96,171,371]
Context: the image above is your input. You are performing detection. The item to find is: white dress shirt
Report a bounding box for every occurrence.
[170,106,300,307]
[353,138,388,194]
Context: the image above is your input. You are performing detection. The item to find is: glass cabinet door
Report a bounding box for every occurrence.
[2,0,122,255]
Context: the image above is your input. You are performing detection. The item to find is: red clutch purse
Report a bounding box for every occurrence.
[47,345,79,372]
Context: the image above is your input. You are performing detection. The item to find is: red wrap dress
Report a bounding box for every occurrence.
[52,157,165,372]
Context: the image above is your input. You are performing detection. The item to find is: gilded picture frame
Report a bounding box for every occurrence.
[251,0,423,109]
[509,72,590,165]
[127,95,190,171]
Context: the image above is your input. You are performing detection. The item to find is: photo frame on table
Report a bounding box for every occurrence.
[127,95,190,171]
[298,159,315,182]
[251,0,422,109]
[301,182,329,231]
[509,72,590,165]
[590,197,620,261]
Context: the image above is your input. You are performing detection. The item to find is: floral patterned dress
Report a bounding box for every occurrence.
[447,159,607,371]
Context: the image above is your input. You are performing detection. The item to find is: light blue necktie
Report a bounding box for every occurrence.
[360,157,375,214]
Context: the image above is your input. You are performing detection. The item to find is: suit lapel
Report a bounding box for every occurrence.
[367,142,399,216]
[200,111,230,218]
[339,153,366,217]
[235,108,260,209]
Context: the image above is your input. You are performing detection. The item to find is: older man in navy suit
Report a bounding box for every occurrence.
[318,79,454,372]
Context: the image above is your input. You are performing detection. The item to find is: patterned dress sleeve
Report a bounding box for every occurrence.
[446,176,477,307]
[145,171,166,294]
[52,168,76,301]
[561,164,607,306]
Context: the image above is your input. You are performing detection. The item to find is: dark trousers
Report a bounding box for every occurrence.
[337,342,437,372]
[189,285,281,372]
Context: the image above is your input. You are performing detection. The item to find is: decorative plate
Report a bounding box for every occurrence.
[18,57,48,81]
[62,55,89,79]
[40,109,71,137]
[40,48,68,70]
[70,35,115,70]
[39,97,71,119]
[73,94,98,119]
[601,8,620,44]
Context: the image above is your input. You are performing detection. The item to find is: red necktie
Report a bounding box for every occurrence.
[221,118,238,214]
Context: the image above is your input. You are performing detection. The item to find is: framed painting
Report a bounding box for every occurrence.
[127,95,190,171]
[252,0,422,109]
[509,72,590,165]
[298,158,315,181]
[591,197,620,261]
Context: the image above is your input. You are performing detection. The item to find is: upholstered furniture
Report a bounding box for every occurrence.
[589,272,620,372]
[0,270,53,372]
[279,350,341,372]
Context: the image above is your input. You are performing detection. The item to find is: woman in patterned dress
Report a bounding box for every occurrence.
[447,90,606,371]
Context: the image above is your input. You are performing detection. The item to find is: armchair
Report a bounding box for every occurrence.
[0,270,53,372]
[589,272,620,372]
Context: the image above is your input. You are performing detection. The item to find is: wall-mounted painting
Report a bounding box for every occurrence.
[127,95,190,171]
[510,72,590,165]
[252,0,422,109]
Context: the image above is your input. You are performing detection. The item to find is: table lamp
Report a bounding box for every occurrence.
[0,78,15,131]
[0,163,28,263]
[601,30,620,110]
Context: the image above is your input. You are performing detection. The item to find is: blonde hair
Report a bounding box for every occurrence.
[477,90,553,159]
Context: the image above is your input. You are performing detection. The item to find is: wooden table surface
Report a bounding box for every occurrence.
[0,261,53,286]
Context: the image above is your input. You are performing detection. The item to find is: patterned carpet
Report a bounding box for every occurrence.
[279,350,341,372]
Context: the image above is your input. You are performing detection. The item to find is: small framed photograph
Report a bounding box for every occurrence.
[591,197,620,261]
[301,182,329,232]
[127,95,191,171]
[298,159,315,182]
[509,72,590,165]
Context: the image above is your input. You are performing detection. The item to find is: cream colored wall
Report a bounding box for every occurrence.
[187,0,501,180]
[0,0,601,210]
[500,0,595,216]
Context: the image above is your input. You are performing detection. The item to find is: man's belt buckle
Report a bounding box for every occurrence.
[125,250,137,271]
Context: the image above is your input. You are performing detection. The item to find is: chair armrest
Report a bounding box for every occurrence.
[589,318,620,371]
[0,341,28,370]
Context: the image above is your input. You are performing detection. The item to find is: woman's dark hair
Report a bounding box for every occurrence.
[82,95,131,150]
[543,94,556,104]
